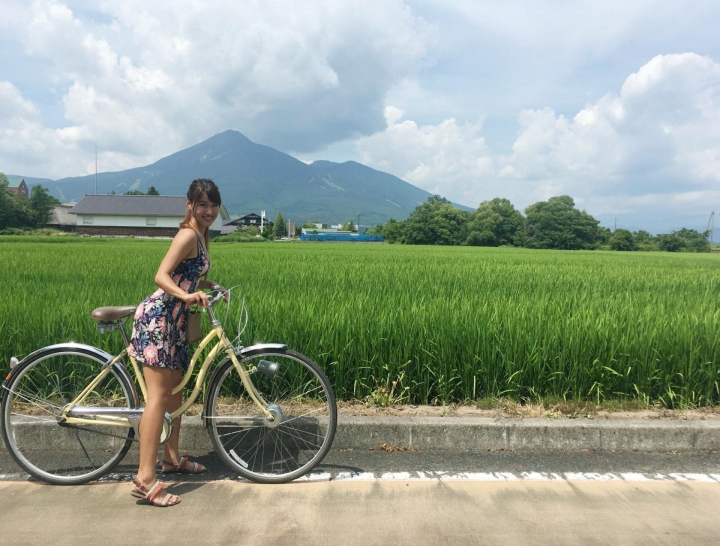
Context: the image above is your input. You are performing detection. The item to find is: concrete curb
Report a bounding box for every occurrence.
[174,416,720,452]
[4,416,718,453]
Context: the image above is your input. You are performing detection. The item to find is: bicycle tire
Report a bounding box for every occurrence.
[206,349,337,483]
[1,347,136,485]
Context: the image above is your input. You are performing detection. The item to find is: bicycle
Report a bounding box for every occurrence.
[1,286,337,485]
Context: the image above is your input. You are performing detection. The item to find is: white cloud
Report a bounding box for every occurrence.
[0,82,41,124]
[1,0,433,177]
[357,107,492,201]
[356,53,720,217]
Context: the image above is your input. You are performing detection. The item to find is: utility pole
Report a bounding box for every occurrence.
[707,211,715,249]
[614,217,616,232]
[357,213,362,234]
[95,141,98,194]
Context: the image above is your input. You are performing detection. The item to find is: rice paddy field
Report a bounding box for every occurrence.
[1,237,719,407]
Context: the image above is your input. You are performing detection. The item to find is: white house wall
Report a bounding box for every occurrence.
[76,215,182,228]
[75,215,224,231]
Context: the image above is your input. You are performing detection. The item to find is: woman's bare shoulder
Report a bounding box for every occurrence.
[175,227,198,241]
[170,228,199,252]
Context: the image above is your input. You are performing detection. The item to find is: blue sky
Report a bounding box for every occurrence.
[1,0,719,233]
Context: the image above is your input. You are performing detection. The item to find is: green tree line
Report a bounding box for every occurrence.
[365,195,712,252]
[0,173,60,230]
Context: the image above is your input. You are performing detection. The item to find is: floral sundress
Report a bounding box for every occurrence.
[127,235,210,370]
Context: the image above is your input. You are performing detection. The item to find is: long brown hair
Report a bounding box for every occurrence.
[179,179,222,248]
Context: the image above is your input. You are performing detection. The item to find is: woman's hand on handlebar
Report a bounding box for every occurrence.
[181,290,209,308]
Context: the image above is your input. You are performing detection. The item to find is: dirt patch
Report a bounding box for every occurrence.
[336,399,720,420]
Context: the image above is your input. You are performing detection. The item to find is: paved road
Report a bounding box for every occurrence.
[3,445,720,482]
[2,447,720,544]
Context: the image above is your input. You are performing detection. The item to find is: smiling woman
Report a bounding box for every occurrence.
[126,178,227,507]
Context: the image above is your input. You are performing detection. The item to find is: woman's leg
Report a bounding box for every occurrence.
[136,365,176,490]
[161,369,206,472]
[161,369,183,466]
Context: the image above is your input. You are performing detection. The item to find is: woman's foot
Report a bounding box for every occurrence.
[131,479,180,507]
[161,456,207,474]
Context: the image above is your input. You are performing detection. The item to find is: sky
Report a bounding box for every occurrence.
[1,0,719,233]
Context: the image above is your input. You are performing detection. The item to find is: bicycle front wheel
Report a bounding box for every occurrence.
[206,349,337,483]
[1,348,136,485]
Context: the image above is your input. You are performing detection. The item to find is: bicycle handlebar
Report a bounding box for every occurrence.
[206,285,226,307]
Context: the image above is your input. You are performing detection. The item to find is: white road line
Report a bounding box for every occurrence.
[311,471,720,483]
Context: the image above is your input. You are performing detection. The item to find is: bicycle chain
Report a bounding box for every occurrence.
[60,421,138,443]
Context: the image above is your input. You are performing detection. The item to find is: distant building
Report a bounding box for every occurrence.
[301,227,351,235]
[69,194,222,237]
[5,177,28,199]
[221,213,274,235]
[47,204,77,232]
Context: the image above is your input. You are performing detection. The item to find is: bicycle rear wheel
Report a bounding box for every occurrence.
[1,348,136,485]
[206,349,337,483]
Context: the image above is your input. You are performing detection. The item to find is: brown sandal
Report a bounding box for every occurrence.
[131,479,180,507]
[162,456,207,474]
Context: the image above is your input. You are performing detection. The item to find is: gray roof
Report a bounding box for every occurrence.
[48,204,75,225]
[69,195,187,216]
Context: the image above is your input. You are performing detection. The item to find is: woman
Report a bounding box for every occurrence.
[127,179,225,507]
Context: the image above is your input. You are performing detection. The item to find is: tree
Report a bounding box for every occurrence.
[466,198,525,247]
[147,186,159,195]
[364,224,384,236]
[381,219,405,243]
[0,173,12,230]
[524,196,601,250]
[123,190,145,195]
[245,225,260,237]
[609,229,636,251]
[403,195,470,245]
[656,233,685,252]
[0,173,35,229]
[675,228,710,252]
[656,228,710,252]
[633,230,658,251]
[262,224,273,239]
[341,220,355,232]
[273,212,286,238]
[29,185,60,227]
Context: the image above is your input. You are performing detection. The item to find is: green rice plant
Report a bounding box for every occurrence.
[1,237,719,406]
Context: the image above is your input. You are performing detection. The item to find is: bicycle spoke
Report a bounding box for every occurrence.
[3,351,135,484]
[275,422,323,449]
[208,351,336,482]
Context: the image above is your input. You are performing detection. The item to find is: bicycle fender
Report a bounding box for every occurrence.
[201,344,288,427]
[238,343,287,358]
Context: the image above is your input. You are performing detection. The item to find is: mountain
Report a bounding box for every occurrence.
[20,130,471,226]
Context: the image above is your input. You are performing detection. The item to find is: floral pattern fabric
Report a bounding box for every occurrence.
[127,239,210,370]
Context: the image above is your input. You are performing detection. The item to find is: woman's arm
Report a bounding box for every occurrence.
[154,229,209,308]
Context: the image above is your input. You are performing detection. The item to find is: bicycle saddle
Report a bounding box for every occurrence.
[90,306,137,321]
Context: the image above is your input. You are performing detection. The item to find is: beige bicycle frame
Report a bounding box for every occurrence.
[61,325,272,429]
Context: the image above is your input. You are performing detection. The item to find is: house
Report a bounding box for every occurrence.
[69,194,223,237]
[47,204,77,232]
[221,213,274,235]
[6,177,29,199]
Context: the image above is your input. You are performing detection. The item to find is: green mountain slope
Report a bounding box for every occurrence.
[25,130,471,225]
